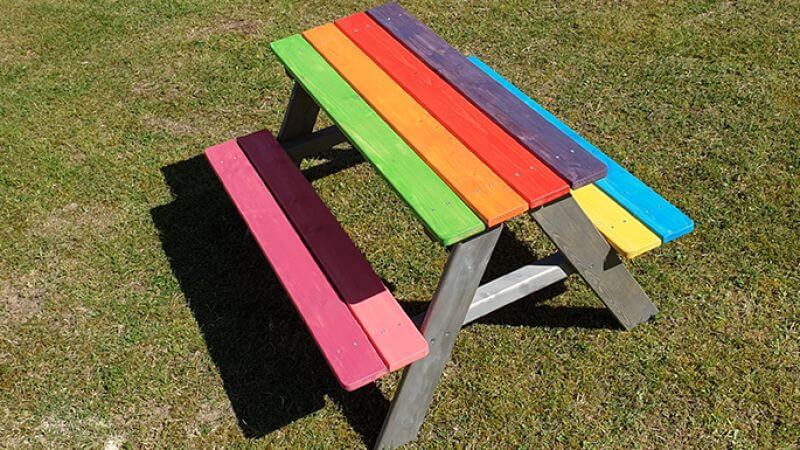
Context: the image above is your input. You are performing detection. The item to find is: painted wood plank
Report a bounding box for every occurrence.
[204,140,387,391]
[367,2,607,188]
[335,13,569,208]
[237,130,428,371]
[303,25,527,227]
[468,56,695,243]
[271,34,484,246]
[573,185,661,258]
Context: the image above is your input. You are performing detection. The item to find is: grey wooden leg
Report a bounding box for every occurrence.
[277,82,320,163]
[278,82,348,163]
[374,226,502,450]
[531,196,657,330]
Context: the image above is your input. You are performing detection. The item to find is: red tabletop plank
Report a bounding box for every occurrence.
[368,2,607,188]
[336,13,569,207]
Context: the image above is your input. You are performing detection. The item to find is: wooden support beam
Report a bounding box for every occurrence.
[463,252,573,325]
[375,226,502,449]
[411,252,574,328]
[277,82,320,164]
[531,196,657,330]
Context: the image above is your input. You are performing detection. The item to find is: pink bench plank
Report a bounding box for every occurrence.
[205,139,387,391]
[237,130,428,371]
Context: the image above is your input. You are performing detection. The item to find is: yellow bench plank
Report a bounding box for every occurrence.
[573,185,661,258]
[303,24,527,227]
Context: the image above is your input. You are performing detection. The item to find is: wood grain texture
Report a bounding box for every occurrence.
[469,56,695,243]
[271,34,484,245]
[303,24,527,227]
[205,139,387,391]
[531,196,658,330]
[237,130,429,371]
[335,13,569,208]
[573,184,661,258]
[367,2,607,188]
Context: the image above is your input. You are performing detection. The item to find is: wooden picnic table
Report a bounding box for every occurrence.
[205,3,694,448]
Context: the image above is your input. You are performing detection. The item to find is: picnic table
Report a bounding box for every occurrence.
[204,3,693,448]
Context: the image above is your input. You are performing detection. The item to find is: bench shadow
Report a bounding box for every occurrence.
[150,155,389,443]
[149,149,616,446]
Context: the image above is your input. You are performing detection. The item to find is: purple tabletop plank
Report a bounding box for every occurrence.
[368,2,607,188]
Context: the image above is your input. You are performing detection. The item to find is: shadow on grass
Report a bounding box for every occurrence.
[149,150,616,446]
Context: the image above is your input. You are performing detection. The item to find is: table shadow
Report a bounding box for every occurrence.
[149,148,617,446]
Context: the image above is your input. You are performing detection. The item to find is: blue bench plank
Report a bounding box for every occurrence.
[468,57,694,243]
[368,2,607,188]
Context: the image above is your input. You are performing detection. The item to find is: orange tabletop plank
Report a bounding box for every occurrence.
[336,13,569,208]
[303,24,527,227]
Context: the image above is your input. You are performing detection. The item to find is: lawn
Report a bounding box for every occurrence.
[1,0,798,448]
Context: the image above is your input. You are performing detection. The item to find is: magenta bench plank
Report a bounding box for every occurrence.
[367,2,607,188]
[205,139,387,391]
[237,130,428,371]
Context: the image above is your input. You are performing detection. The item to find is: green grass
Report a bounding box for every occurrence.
[1,0,798,448]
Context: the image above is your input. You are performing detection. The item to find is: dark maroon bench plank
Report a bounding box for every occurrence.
[237,130,428,371]
[367,2,607,188]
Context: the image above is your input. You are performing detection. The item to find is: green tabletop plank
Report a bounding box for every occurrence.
[271,35,484,246]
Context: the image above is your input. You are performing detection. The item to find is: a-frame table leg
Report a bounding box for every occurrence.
[531,195,658,330]
[278,82,319,142]
[277,82,320,164]
[374,226,502,450]
[277,81,347,164]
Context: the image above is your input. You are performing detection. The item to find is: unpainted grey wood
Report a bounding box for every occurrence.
[282,125,346,161]
[462,252,574,325]
[277,82,320,149]
[531,196,657,330]
[410,252,574,328]
[375,226,502,450]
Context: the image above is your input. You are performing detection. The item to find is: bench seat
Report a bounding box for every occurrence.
[205,130,428,391]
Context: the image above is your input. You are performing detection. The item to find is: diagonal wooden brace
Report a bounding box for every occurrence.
[531,195,658,330]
